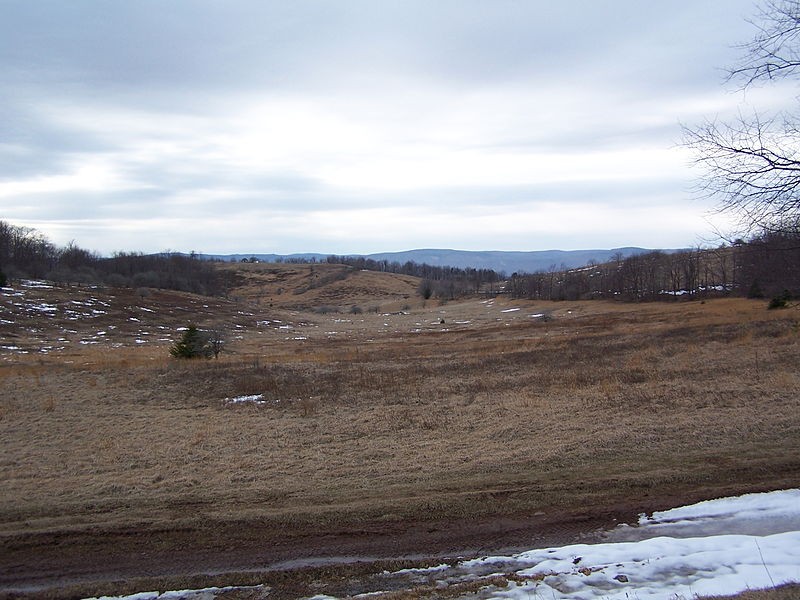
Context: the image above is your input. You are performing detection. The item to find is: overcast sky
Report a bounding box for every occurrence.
[1,1,794,255]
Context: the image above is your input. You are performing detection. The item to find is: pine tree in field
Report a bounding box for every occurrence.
[170,325,212,359]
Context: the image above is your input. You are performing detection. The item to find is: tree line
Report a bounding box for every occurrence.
[507,230,799,303]
[2,219,796,303]
[0,220,230,296]
[312,254,504,299]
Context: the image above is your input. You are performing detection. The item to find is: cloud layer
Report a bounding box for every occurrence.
[0,1,786,254]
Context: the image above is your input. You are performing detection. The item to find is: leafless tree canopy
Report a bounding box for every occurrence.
[685,0,800,235]
[729,0,800,85]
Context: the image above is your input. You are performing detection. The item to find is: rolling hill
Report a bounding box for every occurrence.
[204,247,663,274]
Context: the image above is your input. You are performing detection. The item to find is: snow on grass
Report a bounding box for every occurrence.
[85,585,267,600]
[224,394,267,405]
[458,489,800,600]
[481,531,800,599]
[21,280,53,289]
[387,563,450,576]
[641,488,800,527]
[501,308,521,313]
[29,302,57,313]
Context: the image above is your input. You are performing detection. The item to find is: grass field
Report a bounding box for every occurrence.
[1,267,799,598]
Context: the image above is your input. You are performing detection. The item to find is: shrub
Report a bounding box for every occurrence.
[748,280,765,299]
[768,290,792,310]
[170,325,213,359]
[0,269,6,288]
[314,305,338,314]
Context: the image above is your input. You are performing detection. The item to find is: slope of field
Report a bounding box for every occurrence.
[218,262,421,311]
[1,267,799,598]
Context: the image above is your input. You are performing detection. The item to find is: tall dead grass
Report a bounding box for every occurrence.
[1,298,798,553]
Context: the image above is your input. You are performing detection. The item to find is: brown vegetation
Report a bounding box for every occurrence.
[1,266,799,598]
[703,584,800,600]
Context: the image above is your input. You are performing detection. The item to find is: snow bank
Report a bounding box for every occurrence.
[482,531,800,599]
[464,489,800,599]
[641,488,800,527]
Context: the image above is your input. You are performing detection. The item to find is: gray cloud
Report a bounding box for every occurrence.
[0,0,776,255]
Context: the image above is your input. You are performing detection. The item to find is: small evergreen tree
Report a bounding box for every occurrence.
[0,269,7,288]
[768,290,792,309]
[747,280,764,299]
[170,325,212,359]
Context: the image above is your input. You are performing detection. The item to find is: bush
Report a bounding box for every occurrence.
[170,325,213,359]
[314,305,339,314]
[768,290,792,310]
[0,269,6,288]
[748,280,765,299]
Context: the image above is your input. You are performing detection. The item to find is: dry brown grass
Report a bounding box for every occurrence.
[217,261,421,311]
[702,584,800,600]
[1,275,799,597]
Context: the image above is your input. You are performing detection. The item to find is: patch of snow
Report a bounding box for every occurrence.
[619,488,800,540]
[30,303,57,313]
[458,489,800,600]
[501,308,521,313]
[22,280,53,289]
[389,563,450,575]
[225,394,267,405]
[491,532,800,600]
[87,593,159,600]
[84,585,267,600]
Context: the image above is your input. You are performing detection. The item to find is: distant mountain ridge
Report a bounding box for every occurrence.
[205,247,669,275]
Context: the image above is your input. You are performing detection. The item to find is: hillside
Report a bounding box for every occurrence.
[1,266,799,598]
[217,261,421,311]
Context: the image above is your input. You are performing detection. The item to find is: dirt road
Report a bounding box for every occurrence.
[2,479,793,600]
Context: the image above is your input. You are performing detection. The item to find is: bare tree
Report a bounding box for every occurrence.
[208,328,226,359]
[729,0,800,85]
[685,0,800,234]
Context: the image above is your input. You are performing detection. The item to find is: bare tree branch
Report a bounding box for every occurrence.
[686,1,800,235]
[728,0,800,86]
